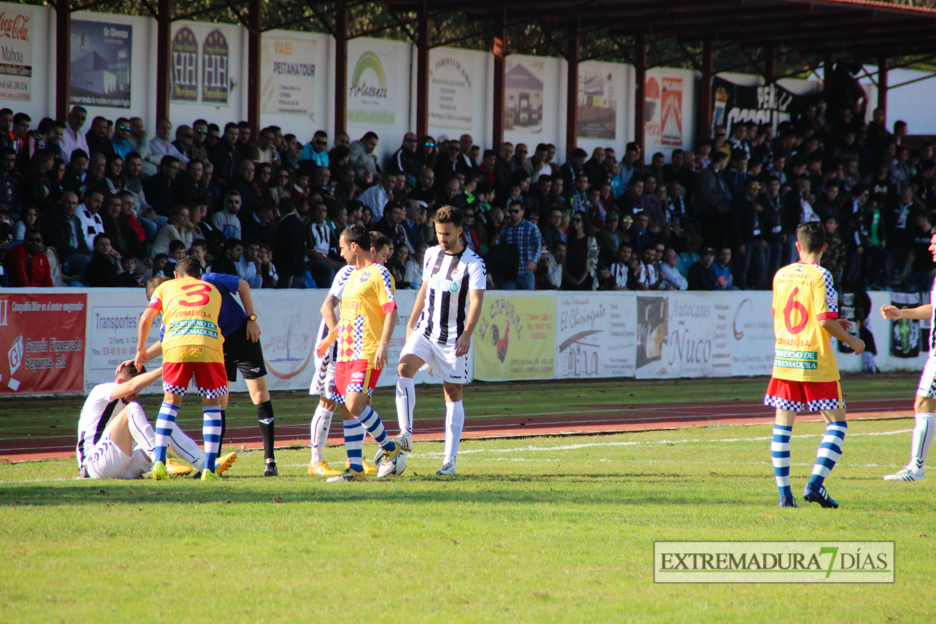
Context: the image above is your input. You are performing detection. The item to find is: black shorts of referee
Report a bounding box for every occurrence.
[224,317,268,382]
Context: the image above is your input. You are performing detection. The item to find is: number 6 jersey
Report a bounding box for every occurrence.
[770,261,839,382]
[147,277,224,363]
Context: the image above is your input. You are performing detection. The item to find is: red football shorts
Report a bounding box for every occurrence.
[334,359,381,398]
[764,378,844,413]
[163,361,229,398]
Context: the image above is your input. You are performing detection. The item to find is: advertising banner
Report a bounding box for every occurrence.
[261,33,316,117]
[348,44,394,126]
[730,292,776,376]
[712,75,813,135]
[556,293,636,379]
[201,29,229,105]
[505,56,544,134]
[659,77,683,146]
[890,292,921,358]
[578,62,617,140]
[83,290,161,393]
[70,20,132,108]
[0,293,86,395]
[428,49,474,130]
[636,293,732,378]
[170,27,198,102]
[0,6,33,103]
[474,294,555,381]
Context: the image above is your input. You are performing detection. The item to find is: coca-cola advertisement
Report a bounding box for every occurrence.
[0,7,33,103]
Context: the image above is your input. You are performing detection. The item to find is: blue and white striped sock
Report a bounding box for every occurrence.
[203,407,223,472]
[771,424,793,498]
[358,406,395,451]
[809,421,847,488]
[344,419,365,473]
[154,402,180,464]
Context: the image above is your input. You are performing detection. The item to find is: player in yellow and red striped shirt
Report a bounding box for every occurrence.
[765,222,864,509]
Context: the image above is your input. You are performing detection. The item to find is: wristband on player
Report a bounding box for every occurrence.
[247,314,258,322]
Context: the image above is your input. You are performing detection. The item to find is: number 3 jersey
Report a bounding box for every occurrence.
[414,246,487,346]
[771,261,839,382]
[147,277,224,363]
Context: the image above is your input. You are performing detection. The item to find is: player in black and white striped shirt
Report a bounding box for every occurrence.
[394,206,486,475]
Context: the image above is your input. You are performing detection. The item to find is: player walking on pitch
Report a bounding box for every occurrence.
[394,206,486,476]
[765,222,864,508]
[315,224,402,482]
[880,228,936,482]
[309,233,391,477]
[135,256,229,481]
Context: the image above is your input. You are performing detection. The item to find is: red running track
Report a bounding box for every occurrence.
[0,398,912,463]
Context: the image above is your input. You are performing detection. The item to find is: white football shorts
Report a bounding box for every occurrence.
[400,332,469,385]
[917,357,936,398]
[84,432,152,480]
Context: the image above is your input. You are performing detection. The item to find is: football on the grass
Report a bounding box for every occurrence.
[392,451,407,476]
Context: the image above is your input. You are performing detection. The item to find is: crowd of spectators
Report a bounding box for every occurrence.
[1,102,933,294]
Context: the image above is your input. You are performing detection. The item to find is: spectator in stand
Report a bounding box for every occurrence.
[820,215,846,288]
[494,142,514,198]
[227,159,260,215]
[694,151,731,248]
[85,117,114,160]
[900,213,936,292]
[714,247,733,290]
[299,130,329,167]
[142,155,181,219]
[348,131,379,181]
[103,154,126,196]
[434,139,460,192]
[115,192,147,260]
[13,205,39,241]
[567,173,589,214]
[61,106,89,162]
[76,189,105,251]
[22,149,55,212]
[0,147,22,217]
[560,148,587,193]
[213,191,243,241]
[615,176,643,217]
[85,233,122,287]
[583,148,607,187]
[248,127,280,166]
[153,205,195,256]
[596,211,623,265]
[457,134,478,173]
[639,175,666,231]
[253,163,275,210]
[416,136,437,171]
[386,132,422,178]
[386,244,410,288]
[358,172,395,220]
[122,152,150,215]
[306,200,340,287]
[688,247,717,290]
[127,117,157,176]
[236,121,252,159]
[176,158,204,204]
[111,119,132,159]
[500,199,542,290]
[618,142,643,189]
[274,198,310,288]
[401,199,426,251]
[540,206,567,254]
[237,239,262,288]
[5,228,52,287]
[730,177,766,290]
[44,191,91,279]
[191,119,210,161]
[371,200,409,253]
[565,210,599,290]
[660,248,688,291]
[209,122,242,188]
[257,242,278,288]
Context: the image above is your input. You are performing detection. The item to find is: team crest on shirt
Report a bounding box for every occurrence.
[359,274,369,283]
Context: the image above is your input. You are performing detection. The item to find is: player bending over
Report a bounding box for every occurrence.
[309,232,391,477]
[136,256,229,481]
[78,363,222,479]
[765,222,864,508]
[880,228,936,482]
[315,224,402,482]
[393,206,486,476]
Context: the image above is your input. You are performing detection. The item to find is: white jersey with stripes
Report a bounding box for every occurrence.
[414,245,486,346]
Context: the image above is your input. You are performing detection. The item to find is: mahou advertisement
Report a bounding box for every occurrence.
[0,7,33,103]
[0,293,87,395]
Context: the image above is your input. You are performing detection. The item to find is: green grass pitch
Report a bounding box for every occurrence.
[0,376,933,623]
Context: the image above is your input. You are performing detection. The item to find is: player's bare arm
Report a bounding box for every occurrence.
[237,279,261,342]
[881,304,932,321]
[321,294,340,332]
[455,289,485,357]
[375,308,398,370]
[316,325,340,357]
[117,342,162,374]
[818,318,865,355]
[135,307,160,368]
[406,281,429,338]
[110,367,164,401]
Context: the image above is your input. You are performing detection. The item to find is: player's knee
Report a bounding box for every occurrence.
[320,398,337,411]
[443,383,463,402]
[397,361,413,377]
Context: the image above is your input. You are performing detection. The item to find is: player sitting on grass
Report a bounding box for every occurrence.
[309,232,391,477]
[78,363,229,480]
[135,256,230,481]
[393,206,486,476]
[315,224,401,482]
[765,222,864,509]
[880,227,936,482]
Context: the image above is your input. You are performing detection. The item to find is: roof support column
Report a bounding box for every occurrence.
[565,20,580,158]
[492,8,506,151]
[334,0,349,137]
[55,0,71,121]
[823,53,834,85]
[698,39,713,144]
[415,4,430,138]
[155,0,172,124]
[634,34,647,152]
[878,56,888,122]
[764,46,775,84]
[247,0,262,138]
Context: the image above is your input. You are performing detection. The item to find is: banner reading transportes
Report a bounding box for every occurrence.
[474,294,555,381]
[556,293,636,378]
[0,293,86,395]
[84,290,162,393]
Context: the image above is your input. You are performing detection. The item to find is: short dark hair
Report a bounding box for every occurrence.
[341,223,370,249]
[175,255,202,277]
[168,240,187,253]
[117,361,145,377]
[434,205,463,229]
[369,231,391,251]
[796,221,826,254]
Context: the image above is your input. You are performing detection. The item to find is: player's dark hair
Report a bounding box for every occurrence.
[369,231,391,252]
[434,205,463,229]
[175,255,202,277]
[341,223,370,249]
[117,361,145,377]
[796,221,826,254]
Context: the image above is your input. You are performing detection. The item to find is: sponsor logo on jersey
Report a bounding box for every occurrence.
[430,275,461,293]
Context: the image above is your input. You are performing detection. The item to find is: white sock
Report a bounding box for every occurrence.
[910,412,935,472]
[396,377,416,437]
[169,421,206,470]
[443,401,465,464]
[311,406,334,464]
[126,403,157,459]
